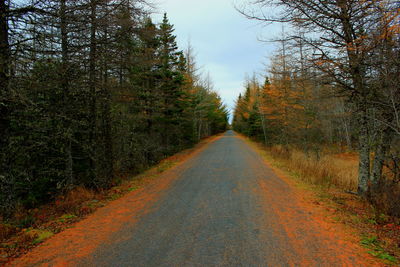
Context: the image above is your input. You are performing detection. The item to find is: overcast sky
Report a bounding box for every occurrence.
[153,0,279,119]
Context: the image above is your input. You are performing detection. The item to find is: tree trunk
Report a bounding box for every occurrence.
[60,0,74,185]
[260,112,268,146]
[0,0,12,215]
[0,0,10,171]
[371,127,392,185]
[343,119,352,150]
[101,9,113,186]
[0,0,9,95]
[357,108,371,195]
[60,0,68,93]
[89,0,98,179]
[198,119,202,141]
[338,2,371,196]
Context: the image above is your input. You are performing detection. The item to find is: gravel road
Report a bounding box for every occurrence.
[81,131,367,267]
[10,131,373,267]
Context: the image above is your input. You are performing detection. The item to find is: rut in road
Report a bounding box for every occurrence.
[9,131,375,267]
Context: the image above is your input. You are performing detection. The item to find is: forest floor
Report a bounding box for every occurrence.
[244,137,400,266]
[4,131,390,266]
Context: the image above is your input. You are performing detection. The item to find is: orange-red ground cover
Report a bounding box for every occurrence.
[258,166,382,266]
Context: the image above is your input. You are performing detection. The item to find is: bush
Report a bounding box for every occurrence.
[370,181,400,217]
[55,187,95,214]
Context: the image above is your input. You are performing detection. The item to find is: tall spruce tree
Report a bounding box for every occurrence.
[158,13,186,153]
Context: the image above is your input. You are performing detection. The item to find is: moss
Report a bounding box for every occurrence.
[58,214,77,222]
[25,229,54,245]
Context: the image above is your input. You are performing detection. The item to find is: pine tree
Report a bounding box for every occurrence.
[158,13,185,153]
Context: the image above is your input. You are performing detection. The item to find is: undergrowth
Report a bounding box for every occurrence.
[0,156,181,264]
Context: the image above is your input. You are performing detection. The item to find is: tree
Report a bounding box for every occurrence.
[0,0,13,215]
[0,0,47,215]
[0,0,11,174]
[158,13,186,152]
[238,0,400,196]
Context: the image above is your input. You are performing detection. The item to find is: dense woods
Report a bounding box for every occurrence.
[234,0,400,215]
[0,0,228,218]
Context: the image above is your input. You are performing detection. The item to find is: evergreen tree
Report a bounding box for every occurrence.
[157,13,186,153]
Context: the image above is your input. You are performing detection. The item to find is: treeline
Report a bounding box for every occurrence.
[0,0,228,218]
[234,1,399,213]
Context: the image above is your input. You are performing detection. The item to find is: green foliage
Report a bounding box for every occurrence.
[17,216,36,229]
[28,229,54,245]
[58,214,77,222]
[0,10,228,219]
[232,79,265,141]
[128,186,139,192]
[361,235,379,246]
[361,236,398,263]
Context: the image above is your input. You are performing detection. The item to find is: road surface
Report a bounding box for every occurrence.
[10,131,373,267]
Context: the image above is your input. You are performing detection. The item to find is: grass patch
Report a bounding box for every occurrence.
[267,145,358,190]
[128,186,139,192]
[361,236,398,264]
[156,160,176,173]
[29,230,54,245]
[57,214,77,223]
[108,193,122,201]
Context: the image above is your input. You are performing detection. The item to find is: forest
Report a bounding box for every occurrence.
[0,0,228,219]
[233,0,400,215]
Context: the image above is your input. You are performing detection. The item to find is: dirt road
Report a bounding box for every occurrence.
[9,131,377,267]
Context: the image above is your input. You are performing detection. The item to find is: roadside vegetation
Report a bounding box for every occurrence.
[0,135,219,264]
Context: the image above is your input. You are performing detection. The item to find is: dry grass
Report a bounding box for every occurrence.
[54,187,97,214]
[0,224,18,242]
[269,145,400,216]
[270,145,358,191]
